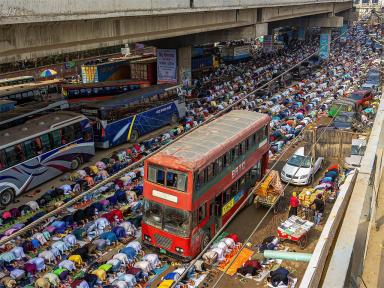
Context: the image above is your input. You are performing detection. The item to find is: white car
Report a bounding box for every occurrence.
[345,138,367,168]
[281,147,324,186]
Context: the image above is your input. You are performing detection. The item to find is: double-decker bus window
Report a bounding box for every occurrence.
[198,203,206,223]
[216,158,223,174]
[0,150,7,170]
[245,139,250,151]
[163,207,190,237]
[50,130,62,148]
[239,142,244,156]
[144,200,162,228]
[230,148,236,162]
[207,164,214,180]
[40,134,52,152]
[166,170,187,191]
[148,165,165,186]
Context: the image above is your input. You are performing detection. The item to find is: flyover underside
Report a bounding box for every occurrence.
[0,2,352,64]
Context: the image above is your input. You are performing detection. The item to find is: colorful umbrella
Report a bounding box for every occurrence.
[40,69,57,77]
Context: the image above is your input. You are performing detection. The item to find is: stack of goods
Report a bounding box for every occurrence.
[298,188,324,208]
[277,216,314,239]
[314,164,340,196]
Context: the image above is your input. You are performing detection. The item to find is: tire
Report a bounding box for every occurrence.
[171,113,179,124]
[129,129,139,143]
[70,157,81,170]
[0,189,14,206]
[201,231,210,252]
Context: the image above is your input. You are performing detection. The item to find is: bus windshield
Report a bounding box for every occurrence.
[144,200,191,237]
[287,154,311,168]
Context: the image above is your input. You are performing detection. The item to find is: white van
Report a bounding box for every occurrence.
[281,147,324,186]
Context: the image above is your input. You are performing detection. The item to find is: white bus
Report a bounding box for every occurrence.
[0,111,95,206]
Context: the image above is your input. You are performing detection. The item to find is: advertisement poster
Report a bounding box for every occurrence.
[340,25,348,43]
[157,49,177,84]
[263,35,273,52]
[319,33,330,59]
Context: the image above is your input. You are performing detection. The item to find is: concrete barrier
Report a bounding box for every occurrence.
[322,89,384,287]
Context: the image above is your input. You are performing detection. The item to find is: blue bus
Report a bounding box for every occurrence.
[0,111,95,206]
[80,84,186,148]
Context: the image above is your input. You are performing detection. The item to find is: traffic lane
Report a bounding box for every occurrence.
[214,154,336,288]
[1,124,176,211]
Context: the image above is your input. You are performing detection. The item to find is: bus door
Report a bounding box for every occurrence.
[210,193,223,236]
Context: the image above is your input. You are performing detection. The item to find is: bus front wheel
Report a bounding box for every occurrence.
[70,157,81,170]
[129,129,139,143]
[0,189,14,206]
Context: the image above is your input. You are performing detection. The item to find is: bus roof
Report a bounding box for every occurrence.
[82,83,179,109]
[62,79,150,90]
[0,79,62,98]
[0,76,34,85]
[0,111,85,148]
[148,110,270,171]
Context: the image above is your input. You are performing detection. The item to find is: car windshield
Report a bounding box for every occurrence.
[350,93,362,100]
[143,200,191,237]
[335,114,354,123]
[287,154,311,168]
[351,145,366,156]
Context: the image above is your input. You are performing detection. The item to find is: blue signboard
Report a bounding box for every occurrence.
[319,33,330,59]
[340,25,348,43]
[298,27,305,41]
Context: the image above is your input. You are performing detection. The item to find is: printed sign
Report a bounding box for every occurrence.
[222,190,245,216]
[157,49,177,84]
[152,189,178,203]
[319,33,330,59]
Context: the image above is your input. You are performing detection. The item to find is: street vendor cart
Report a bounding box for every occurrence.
[254,170,284,213]
[297,188,330,219]
[277,215,314,248]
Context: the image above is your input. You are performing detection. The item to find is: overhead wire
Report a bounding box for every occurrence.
[171,23,357,288]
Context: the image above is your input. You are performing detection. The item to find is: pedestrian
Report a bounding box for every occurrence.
[289,192,300,217]
[311,193,325,225]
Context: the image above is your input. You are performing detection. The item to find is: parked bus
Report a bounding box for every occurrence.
[142,110,270,260]
[0,111,95,206]
[0,76,35,87]
[62,79,151,103]
[81,84,186,149]
[0,79,63,104]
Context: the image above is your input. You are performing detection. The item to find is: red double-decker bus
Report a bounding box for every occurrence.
[142,110,270,260]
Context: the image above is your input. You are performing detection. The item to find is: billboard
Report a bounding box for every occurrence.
[319,33,331,59]
[157,49,177,84]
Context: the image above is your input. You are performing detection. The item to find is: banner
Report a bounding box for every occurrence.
[157,49,177,84]
[298,27,305,41]
[340,25,348,43]
[319,33,331,59]
[263,35,273,52]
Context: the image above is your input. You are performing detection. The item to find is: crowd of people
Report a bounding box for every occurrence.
[0,22,381,288]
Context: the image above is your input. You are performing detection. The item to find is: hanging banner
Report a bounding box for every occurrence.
[319,33,331,59]
[298,27,305,41]
[263,35,273,52]
[340,25,348,43]
[157,49,177,84]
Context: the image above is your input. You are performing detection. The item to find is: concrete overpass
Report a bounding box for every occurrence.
[0,0,352,64]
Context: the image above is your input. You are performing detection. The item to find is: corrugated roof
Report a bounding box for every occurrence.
[149,110,269,170]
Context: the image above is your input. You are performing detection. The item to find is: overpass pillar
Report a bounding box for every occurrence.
[319,27,331,60]
[177,46,192,87]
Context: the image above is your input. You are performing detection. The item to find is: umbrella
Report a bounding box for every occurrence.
[40,69,57,78]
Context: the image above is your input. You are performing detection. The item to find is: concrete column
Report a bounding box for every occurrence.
[319,27,331,60]
[298,27,306,41]
[177,46,192,87]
